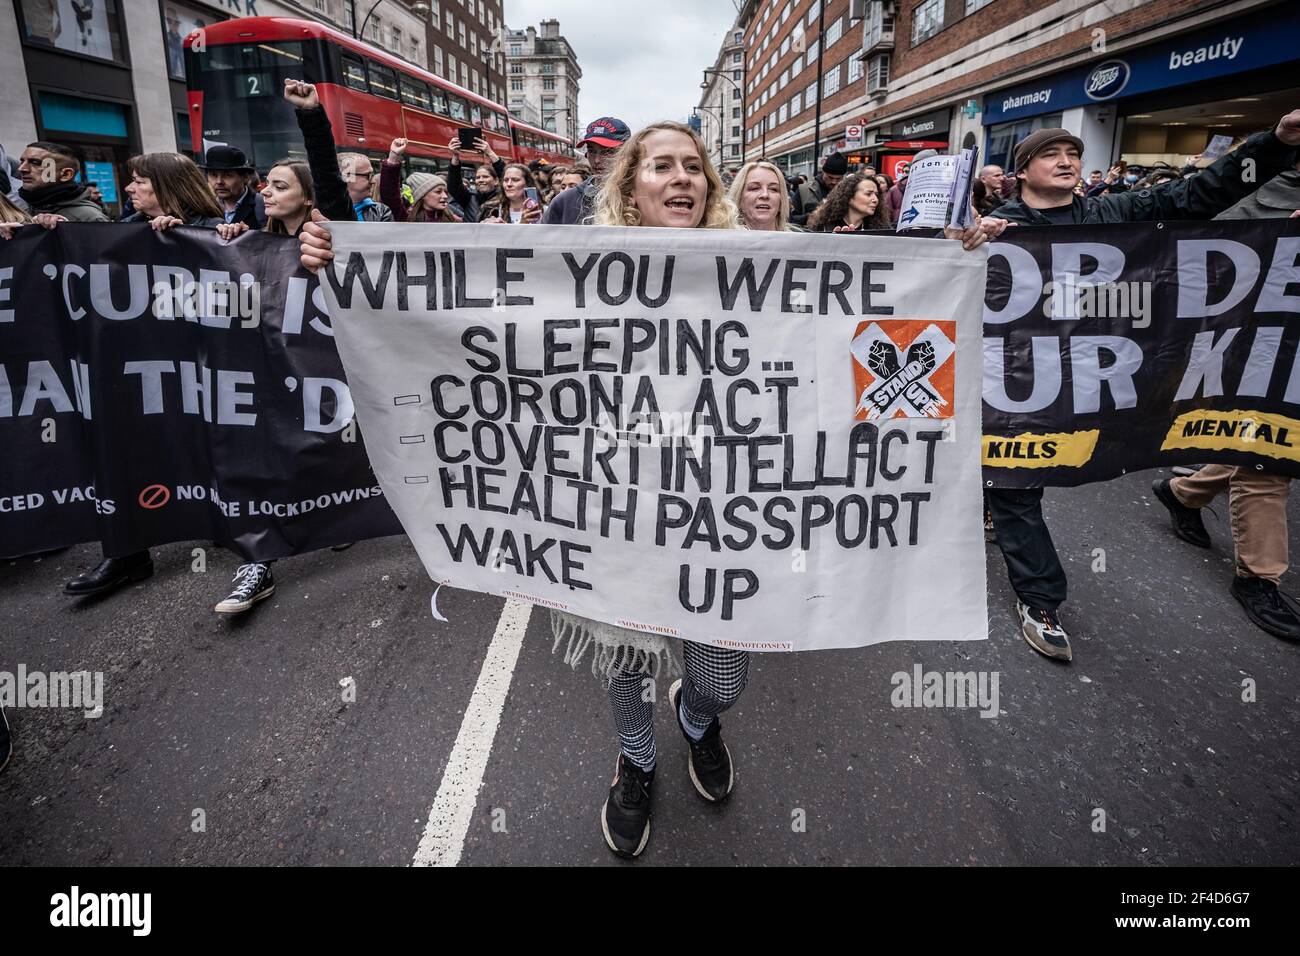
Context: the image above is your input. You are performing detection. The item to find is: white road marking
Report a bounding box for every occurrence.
[412,598,533,867]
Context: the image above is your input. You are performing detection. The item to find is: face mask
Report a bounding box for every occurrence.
[1123,173,1139,184]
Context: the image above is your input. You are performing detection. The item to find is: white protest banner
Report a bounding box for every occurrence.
[320,224,988,652]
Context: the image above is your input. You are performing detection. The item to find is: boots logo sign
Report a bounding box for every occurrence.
[851,320,956,421]
[1084,60,1131,100]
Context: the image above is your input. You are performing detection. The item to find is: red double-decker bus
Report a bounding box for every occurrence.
[183,17,573,180]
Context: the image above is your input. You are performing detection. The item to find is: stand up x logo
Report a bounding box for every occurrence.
[850,321,956,420]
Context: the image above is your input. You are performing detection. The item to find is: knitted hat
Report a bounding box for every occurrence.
[823,153,849,175]
[405,172,444,207]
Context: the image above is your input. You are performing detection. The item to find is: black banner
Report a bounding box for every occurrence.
[0,225,401,560]
[4,220,1299,560]
[983,218,1300,487]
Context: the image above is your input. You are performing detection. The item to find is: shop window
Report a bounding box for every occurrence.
[984,113,1063,172]
[18,0,126,63]
[162,2,221,81]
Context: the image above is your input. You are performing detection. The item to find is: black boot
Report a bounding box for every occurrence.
[65,551,153,597]
[1151,479,1211,548]
[1231,576,1300,640]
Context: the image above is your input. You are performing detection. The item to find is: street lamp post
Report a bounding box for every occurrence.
[702,63,745,161]
[544,107,573,145]
[692,105,725,169]
[351,0,429,41]
[811,0,827,168]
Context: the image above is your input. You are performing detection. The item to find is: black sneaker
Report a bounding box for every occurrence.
[0,708,11,775]
[601,754,654,858]
[1231,576,1300,640]
[1151,478,1211,548]
[1016,600,1072,662]
[214,563,275,614]
[668,678,735,802]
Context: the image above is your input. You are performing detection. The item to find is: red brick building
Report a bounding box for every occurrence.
[736,0,1299,181]
[423,0,505,107]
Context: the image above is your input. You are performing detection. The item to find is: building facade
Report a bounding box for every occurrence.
[424,0,504,107]
[502,19,581,142]
[695,16,749,174]
[2,0,430,217]
[735,0,1300,182]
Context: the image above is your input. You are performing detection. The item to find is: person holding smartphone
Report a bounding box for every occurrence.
[447,134,505,222]
[477,163,543,223]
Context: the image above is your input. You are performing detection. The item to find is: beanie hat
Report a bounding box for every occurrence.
[405,172,444,207]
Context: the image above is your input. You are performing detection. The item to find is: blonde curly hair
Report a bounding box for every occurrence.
[593,121,738,229]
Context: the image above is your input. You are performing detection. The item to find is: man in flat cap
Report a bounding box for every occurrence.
[987,111,1300,662]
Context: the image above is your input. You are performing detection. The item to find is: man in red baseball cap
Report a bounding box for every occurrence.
[543,116,631,225]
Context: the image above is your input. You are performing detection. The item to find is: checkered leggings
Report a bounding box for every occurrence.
[608,642,749,772]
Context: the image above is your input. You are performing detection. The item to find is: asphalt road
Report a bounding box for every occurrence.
[2,470,1297,866]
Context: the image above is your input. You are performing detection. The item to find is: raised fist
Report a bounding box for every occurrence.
[906,340,936,373]
[866,340,900,379]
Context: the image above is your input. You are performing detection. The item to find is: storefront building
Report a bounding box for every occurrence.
[981,3,1300,172]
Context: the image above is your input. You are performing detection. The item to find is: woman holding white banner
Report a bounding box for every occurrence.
[297,122,748,860]
[208,160,321,615]
[561,121,748,859]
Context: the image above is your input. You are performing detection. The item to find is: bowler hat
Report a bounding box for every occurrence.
[199,145,254,172]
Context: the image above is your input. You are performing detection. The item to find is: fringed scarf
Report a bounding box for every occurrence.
[550,610,681,686]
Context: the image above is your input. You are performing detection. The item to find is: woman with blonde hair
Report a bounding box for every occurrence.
[0,191,34,239]
[297,120,751,859]
[593,120,736,230]
[727,159,794,231]
[565,120,745,858]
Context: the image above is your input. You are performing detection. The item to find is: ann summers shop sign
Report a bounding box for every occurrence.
[883,108,951,140]
[983,5,1300,124]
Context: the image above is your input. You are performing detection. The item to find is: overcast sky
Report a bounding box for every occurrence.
[505,0,741,132]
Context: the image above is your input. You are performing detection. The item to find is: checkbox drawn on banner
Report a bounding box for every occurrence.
[394,394,422,406]
[399,434,426,444]
[404,476,430,484]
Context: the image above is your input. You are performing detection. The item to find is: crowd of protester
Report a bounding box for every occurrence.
[3,73,1299,859]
